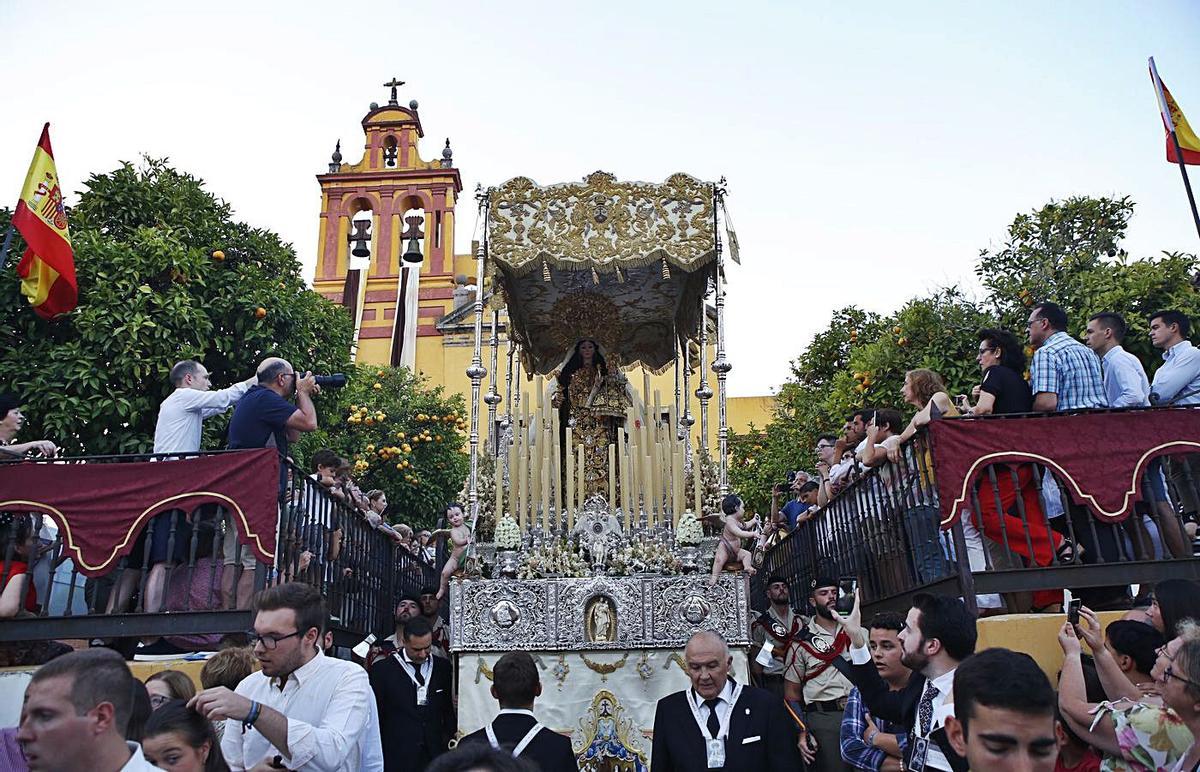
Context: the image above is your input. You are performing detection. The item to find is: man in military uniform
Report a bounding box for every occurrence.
[784,576,855,771]
[750,575,800,699]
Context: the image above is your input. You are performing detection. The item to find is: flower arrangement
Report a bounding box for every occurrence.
[517,539,591,580]
[494,515,522,550]
[607,541,682,576]
[675,513,704,546]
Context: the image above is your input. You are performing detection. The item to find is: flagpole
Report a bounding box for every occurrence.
[1149,57,1200,240]
[0,225,14,269]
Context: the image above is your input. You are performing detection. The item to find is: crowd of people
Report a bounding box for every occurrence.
[765,305,1200,613]
[0,356,445,649]
[11,575,1200,771]
[743,574,1200,771]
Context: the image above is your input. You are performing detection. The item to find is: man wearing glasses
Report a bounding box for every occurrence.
[190,582,382,771]
[224,358,321,608]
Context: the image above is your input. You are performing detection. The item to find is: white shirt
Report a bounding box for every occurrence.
[118,741,159,771]
[1150,340,1200,406]
[688,678,737,734]
[849,643,956,771]
[1101,345,1150,408]
[221,650,383,772]
[153,378,255,453]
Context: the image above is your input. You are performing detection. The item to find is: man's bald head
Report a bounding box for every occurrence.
[684,630,731,699]
[257,357,291,383]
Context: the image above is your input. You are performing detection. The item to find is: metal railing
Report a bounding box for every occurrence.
[754,415,1200,616]
[0,451,439,648]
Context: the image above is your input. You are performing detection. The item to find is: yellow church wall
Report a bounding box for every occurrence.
[975,610,1124,683]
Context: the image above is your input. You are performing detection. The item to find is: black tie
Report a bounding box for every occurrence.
[411,659,426,686]
[703,698,721,738]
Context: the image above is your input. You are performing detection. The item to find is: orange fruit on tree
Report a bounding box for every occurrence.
[212,250,225,261]
[255,307,267,319]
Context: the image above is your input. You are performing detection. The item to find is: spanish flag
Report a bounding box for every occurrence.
[1150,61,1200,166]
[12,124,77,319]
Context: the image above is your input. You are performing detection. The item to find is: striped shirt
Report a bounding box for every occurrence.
[1030,332,1106,410]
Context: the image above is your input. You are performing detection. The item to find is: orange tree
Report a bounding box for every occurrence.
[295,366,469,530]
[0,158,353,454]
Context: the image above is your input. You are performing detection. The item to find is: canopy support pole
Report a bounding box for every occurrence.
[467,190,490,536]
[485,309,502,454]
[712,179,732,496]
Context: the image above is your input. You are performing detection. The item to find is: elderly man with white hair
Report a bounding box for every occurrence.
[651,630,799,771]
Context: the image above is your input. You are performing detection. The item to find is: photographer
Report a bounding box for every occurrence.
[224,357,322,608]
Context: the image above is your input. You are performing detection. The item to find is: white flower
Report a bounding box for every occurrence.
[494,515,522,549]
[675,512,704,545]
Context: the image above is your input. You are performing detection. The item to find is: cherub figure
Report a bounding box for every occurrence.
[430,502,473,600]
[703,493,761,586]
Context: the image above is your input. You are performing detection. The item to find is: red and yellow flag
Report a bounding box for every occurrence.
[13,123,77,319]
[1162,83,1200,166]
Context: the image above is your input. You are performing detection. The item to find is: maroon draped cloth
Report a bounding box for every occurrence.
[0,449,279,576]
[928,407,1200,526]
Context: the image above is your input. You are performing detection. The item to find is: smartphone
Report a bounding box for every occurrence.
[1067,598,1081,626]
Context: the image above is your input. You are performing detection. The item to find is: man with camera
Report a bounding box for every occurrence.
[771,472,810,531]
[225,357,322,608]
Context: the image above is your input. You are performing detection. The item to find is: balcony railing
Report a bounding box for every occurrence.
[754,407,1200,615]
[0,450,439,649]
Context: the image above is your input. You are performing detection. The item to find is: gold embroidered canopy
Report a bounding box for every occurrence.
[487,171,717,375]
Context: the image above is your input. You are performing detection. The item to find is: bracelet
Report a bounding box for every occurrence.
[866,728,878,747]
[242,701,261,732]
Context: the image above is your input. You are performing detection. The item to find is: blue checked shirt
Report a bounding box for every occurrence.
[1030,331,1106,410]
[840,686,909,771]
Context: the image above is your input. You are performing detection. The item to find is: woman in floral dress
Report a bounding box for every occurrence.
[1058,618,1200,771]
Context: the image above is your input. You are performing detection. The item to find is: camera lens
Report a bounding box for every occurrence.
[313,374,347,389]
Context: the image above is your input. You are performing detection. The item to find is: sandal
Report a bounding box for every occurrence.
[1055,538,1082,564]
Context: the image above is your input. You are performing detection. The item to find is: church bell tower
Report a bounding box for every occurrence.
[313,79,463,367]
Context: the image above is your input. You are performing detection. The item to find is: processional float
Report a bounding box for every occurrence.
[450,171,750,768]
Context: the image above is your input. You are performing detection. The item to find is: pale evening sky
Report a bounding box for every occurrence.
[2,1,1198,396]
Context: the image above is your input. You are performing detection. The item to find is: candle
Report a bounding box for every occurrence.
[535,375,544,413]
[628,442,639,524]
[646,451,656,527]
[517,424,528,529]
[616,432,627,525]
[552,412,562,528]
[494,444,504,523]
[565,427,575,529]
[541,447,551,533]
[607,443,616,507]
[673,443,684,526]
[577,444,585,512]
[530,414,541,520]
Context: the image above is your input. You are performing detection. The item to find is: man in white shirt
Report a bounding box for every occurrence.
[1083,313,1190,558]
[140,360,255,614]
[18,648,159,771]
[154,360,256,455]
[1083,313,1150,408]
[1149,310,1200,521]
[832,591,975,772]
[191,582,382,771]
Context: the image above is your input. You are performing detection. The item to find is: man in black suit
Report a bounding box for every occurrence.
[370,616,456,771]
[831,591,975,772]
[461,651,579,771]
[651,630,800,771]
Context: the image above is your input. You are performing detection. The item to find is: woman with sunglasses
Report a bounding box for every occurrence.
[1058,617,1200,771]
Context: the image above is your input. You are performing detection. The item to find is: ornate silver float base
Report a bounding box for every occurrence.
[448,572,750,652]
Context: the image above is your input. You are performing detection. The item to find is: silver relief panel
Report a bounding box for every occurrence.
[449,573,749,653]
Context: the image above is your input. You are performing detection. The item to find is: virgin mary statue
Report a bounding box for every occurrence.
[549,339,635,501]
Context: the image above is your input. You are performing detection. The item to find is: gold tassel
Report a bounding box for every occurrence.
[592,267,600,285]
[542,260,551,282]
[615,267,624,283]
[661,258,671,280]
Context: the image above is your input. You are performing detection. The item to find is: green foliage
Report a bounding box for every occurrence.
[295,366,469,530]
[0,158,354,455]
[729,194,1199,512]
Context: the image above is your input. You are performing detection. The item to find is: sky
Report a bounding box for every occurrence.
[3,1,1198,396]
